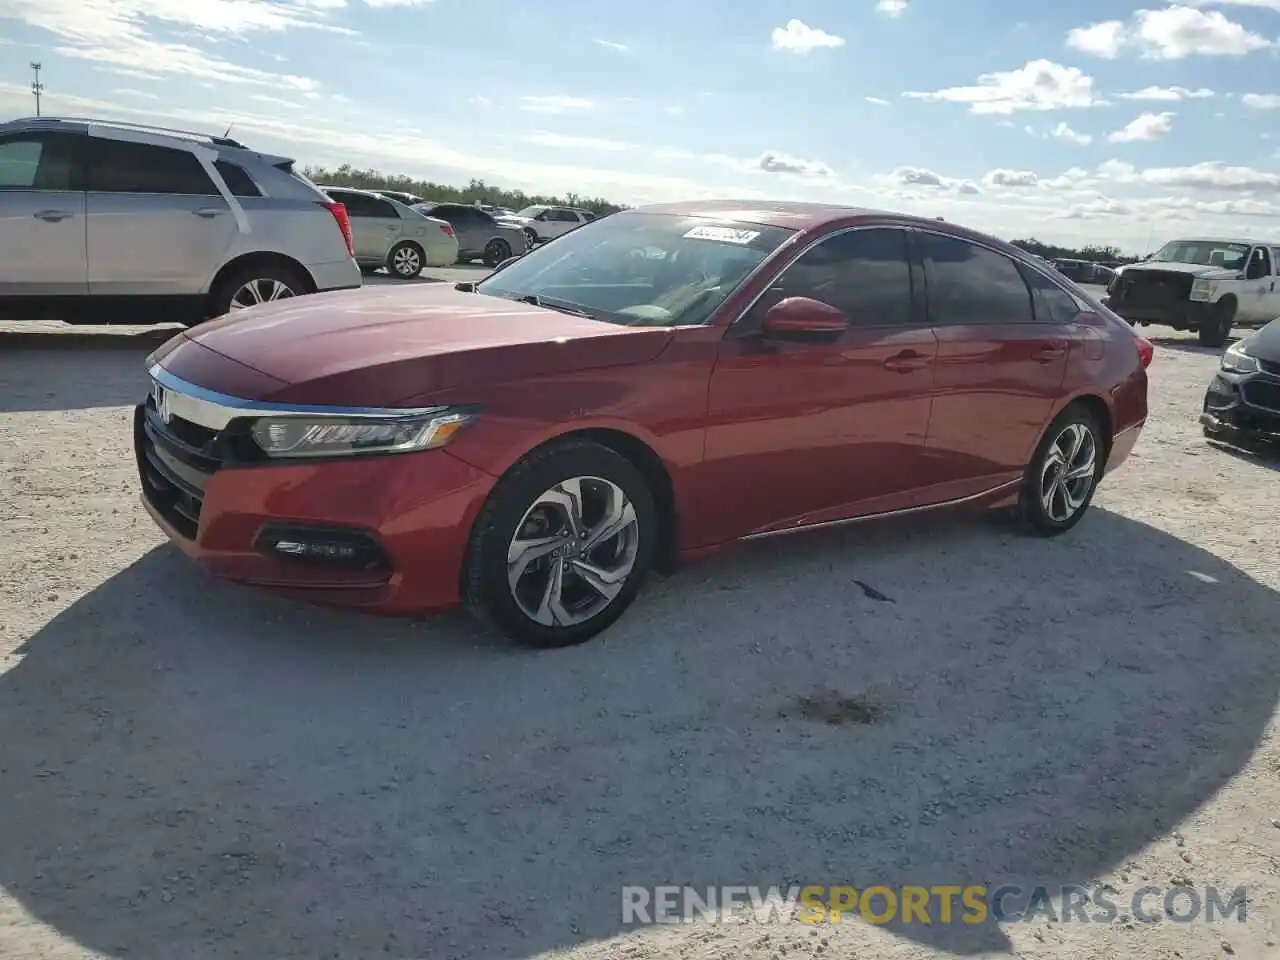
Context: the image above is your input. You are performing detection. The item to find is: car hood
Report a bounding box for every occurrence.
[1119,261,1239,280]
[172,284,673,406]
[1240,318,1280,362]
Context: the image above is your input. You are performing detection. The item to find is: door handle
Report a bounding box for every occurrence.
[192,207,224,218]
[882,350,931,373]
[33,209,73,222]
[1032,342,1068,363]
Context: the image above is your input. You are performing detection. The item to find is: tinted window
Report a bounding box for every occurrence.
[742,228,914,329]
[1254,247,1272,276]
[921,233,1033,325]
[88,138,217,194]
[333,192,394,217]
[213,160,261,198]
[0,132,83,191]
[1019,264,1081,324]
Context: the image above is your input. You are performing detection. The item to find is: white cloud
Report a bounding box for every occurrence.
[1108,111,1176,142]
[1242,93,1280,108]
[518,95,594,114]
[880,167,982,195]
[362,0,434,6]
[903,60,1100,114]
[111,87,160,100]
[594,39,628,52]
[522,132,631,152]
[663,105,683,116]
[1096,158,1280,190]
[875,0,908,16]
[754,151,833,178]
[1068,7,1272,61]
[1067,20,1127,58]
[865,96,890,106]
[983,169,1041,188]
[1118,85,1215,100]
[770,19,845,53]
[1050,121,1093,144]
[1185,0,1280,12]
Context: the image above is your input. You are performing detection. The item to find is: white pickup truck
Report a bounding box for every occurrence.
[1102,237,1280,347]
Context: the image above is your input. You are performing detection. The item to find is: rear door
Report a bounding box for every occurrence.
[699,225,937,544]
[914,230,1074,502]
[0,128,88,295]
[332,191,400,263]
[85,134,236,296]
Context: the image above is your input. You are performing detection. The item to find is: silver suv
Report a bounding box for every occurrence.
[0,116,361,325]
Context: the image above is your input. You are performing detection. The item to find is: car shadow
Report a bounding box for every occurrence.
[0,327,180,413]
[1145,334,1239,357]
[0,508,1276,958]
[1204,437,1280,471]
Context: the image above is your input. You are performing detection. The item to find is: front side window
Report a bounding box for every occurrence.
[475,211,795,327]
[920,233,1033,325]
[740,227,914,330]
[88,137,217,195]
[0,132,83,191]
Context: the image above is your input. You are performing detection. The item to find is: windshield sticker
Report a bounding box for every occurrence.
[683,225,761,245]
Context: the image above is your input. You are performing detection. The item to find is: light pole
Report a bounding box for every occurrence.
[30,62,44,116]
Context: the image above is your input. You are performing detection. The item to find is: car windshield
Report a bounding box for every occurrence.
[1151,240,1250,268]
[515,207,545,218]
[474,211,796,327]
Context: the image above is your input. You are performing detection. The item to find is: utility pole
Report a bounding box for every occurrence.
[30,62,43,116]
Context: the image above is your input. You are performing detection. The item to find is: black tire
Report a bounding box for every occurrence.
[359,264,380,277]
[1015,403,1105,537]
[205,261,308,321]
[483,238,512,268]
[387,241,424,279]
[462,440,657,648]
[523,227,538,247]
[1198,299,1234,348]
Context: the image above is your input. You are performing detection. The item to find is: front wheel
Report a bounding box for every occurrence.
[483,238,512,268]
[462,440,657,648]
[1198,299,1234,348]
[1015,405,1105,536]
[387,241,424,279]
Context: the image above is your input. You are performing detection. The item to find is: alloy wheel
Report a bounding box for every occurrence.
[506,476,640,627]
[1039,422,1098,523]
[393,245,422,277]
[230,279,295,311]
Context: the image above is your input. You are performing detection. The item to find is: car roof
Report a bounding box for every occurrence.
[1164,237,1278,246]
[632,199,962,231]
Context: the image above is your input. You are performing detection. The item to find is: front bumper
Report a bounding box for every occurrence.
[306,257,363,294]
[1201,368,1280,445]
[1107,297,1209,328]
[134,398,497,615]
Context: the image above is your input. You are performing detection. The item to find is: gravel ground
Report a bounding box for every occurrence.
[0,308,1278,960]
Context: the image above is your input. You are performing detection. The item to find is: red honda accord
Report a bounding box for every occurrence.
[137,201,1151,647]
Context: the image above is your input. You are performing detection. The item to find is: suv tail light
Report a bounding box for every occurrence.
[319,200,354,257]
[1135,335,1154,369]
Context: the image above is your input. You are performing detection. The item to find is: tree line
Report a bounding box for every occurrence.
[302,164,1139,261]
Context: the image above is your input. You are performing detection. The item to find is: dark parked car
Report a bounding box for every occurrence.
[134,201,1151,648]
[1201,318,1280,446]
[411,202,528,266]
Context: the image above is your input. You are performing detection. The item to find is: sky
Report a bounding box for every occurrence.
[0,0,1279,253]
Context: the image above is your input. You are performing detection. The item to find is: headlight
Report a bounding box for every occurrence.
[249,407,475,459]
[1221,342,1259,374]
[1190,278,1215,301]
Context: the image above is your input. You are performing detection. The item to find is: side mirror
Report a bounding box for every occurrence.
[1246,262,1266,280]
[760,297,849,341]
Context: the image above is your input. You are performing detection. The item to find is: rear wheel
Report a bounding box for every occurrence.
[523,227,538,247]
[206,261,308,320]
[387,241,424,279]
[1015,404,1105,536]
[462,440,657,648]
[483,238,512,268]
[1198,299,1234,348]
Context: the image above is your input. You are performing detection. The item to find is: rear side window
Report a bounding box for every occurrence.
[920,233,1033,325]
[1019,264,1082,324]
[331,192,389,217]
[88,138,218,195]
[213,160,262,198]
[0,132,84,191]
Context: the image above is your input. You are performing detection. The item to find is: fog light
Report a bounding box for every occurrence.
[255,525,388,570]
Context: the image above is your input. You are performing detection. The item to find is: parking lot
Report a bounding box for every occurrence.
[0,274,1278,960]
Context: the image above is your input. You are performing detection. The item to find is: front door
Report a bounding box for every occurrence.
[1239,246,1275,325]
[0,129,88,296]
[913,230,1072,502]
[85,134,236,296]
[698,226,937,545]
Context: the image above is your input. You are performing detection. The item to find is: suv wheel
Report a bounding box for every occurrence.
[207,262,307,320]
[483,238,512,268]
[462,440,657,648]
[1015,404,1104,536]
[388,241,424,279]
[1198,299,1234,348]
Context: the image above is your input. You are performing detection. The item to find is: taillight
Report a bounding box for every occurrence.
[439,223,455,238]
[1135,335,1154,369]
[319,200,354,257]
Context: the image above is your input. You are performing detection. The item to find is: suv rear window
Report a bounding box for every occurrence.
[214,160,262,198]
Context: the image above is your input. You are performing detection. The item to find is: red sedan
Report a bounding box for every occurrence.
[137,201,1151,647]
